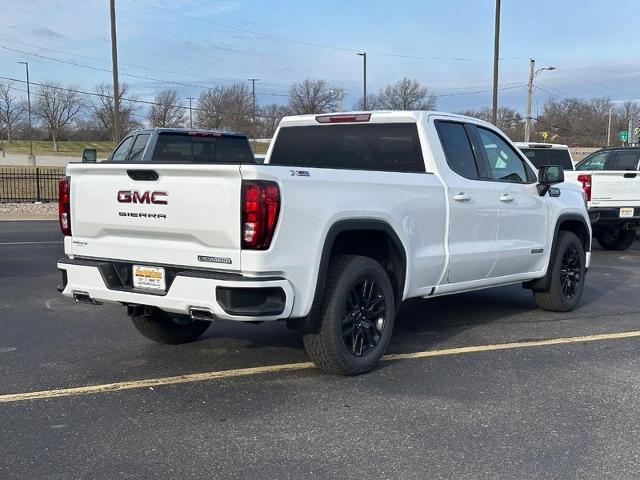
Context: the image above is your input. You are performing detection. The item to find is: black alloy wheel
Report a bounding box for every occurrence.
[560,246,581,300]
[342,278,387,357]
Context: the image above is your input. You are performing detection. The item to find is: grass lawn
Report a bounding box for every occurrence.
[0,140,115,158]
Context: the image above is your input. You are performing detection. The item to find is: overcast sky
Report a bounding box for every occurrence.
[2,0,639,114]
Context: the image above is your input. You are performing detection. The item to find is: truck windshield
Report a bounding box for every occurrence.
[519,148,574,170]
[150,132,254,164]
[269,124,425,173]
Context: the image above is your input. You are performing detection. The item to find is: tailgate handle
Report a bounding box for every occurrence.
[127,170,159,181]
[624,173,637,178]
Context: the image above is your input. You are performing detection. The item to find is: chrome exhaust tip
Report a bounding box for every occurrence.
[73,291,100,305]
[188,307,216,321]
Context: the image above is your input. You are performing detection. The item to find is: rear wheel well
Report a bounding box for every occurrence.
[329,229,405,305]
[287,222,406,332]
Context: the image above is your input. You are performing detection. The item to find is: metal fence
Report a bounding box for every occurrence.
[0,167,65,203]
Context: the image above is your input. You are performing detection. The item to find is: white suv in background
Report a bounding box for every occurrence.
[515,142,575,170]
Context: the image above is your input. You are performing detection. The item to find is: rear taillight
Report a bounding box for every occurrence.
[241,180,280,250]
[58,176,71,236]
[577,174,592,202]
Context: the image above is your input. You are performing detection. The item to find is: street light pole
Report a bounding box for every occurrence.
[358,52,367,110]
[248,78,259,145]
[187,97,195,128]
[109,0,120,143]
[18,61,33,158]
[491,0,501,125]
[524,59,556,142]
[607,107,612,147]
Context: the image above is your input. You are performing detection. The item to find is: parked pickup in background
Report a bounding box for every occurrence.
[565,147,640,250]
[58,114,591,375]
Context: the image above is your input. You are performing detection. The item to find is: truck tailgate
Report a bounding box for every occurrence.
[66,163,242,270]
[591,171,640,207]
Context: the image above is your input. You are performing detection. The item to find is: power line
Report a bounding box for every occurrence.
[0,37,289,88]
[131,0,525,62]
[435,83,526,98]
[0,45,219,90]
[537,59,636,99]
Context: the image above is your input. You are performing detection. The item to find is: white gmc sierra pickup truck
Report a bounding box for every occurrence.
[57,112,591,375]
[565,147,640,250]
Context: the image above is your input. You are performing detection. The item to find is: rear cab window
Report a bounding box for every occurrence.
[269,123,425,172]
[519,147,574,170]
[151,132,254,164]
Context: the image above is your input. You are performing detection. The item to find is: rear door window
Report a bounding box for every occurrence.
[610,151,640,170]
[435,121,479,179]
[269,124,425,172]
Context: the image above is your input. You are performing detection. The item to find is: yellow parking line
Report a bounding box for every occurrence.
[2,329,640,404]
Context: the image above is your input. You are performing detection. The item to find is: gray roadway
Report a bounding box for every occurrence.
[2,221,640,478]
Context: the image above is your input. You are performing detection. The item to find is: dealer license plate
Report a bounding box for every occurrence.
[132,265,166,291]
[620,208,635,218]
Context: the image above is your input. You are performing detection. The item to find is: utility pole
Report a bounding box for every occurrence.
[248,78,259,144]
[491,0,501,125]
[109,0,120,143]
[358,52,367,110]
[607,107,612,147]
[187,97,195,128]
[524,59,555,142]
[525,59,535,142]
[18,61,33,161]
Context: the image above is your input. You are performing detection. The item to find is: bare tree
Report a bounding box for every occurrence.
[0,81,26,142]
[89,83,141,141]
[196,83,252,133]
[148,89,187,127]
[288,79,339,114]
[537,97,612,146]
[618,101,640,131]
[376,78,437,110]
[352,94,382,111]
[35,82,83,152]
[256,104,290,138]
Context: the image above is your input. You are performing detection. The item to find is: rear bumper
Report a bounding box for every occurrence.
[588,207,640,228]
[57,257,294,321]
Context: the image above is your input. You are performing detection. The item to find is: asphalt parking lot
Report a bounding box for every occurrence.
[2,221,640,479]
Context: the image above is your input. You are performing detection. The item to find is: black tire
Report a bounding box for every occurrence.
[533,231,586,312]
[595,227,636,251]
[303,255,395,375]
[131,308,210,345]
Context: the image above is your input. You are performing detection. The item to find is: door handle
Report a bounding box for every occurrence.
[453,193,472,202]
[499,194,514,203]
[127,169,159,181]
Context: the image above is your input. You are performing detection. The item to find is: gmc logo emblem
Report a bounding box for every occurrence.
[117,190,168,205]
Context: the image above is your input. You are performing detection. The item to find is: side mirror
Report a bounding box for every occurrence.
[81,148,97,163]
[537,165,564,196]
